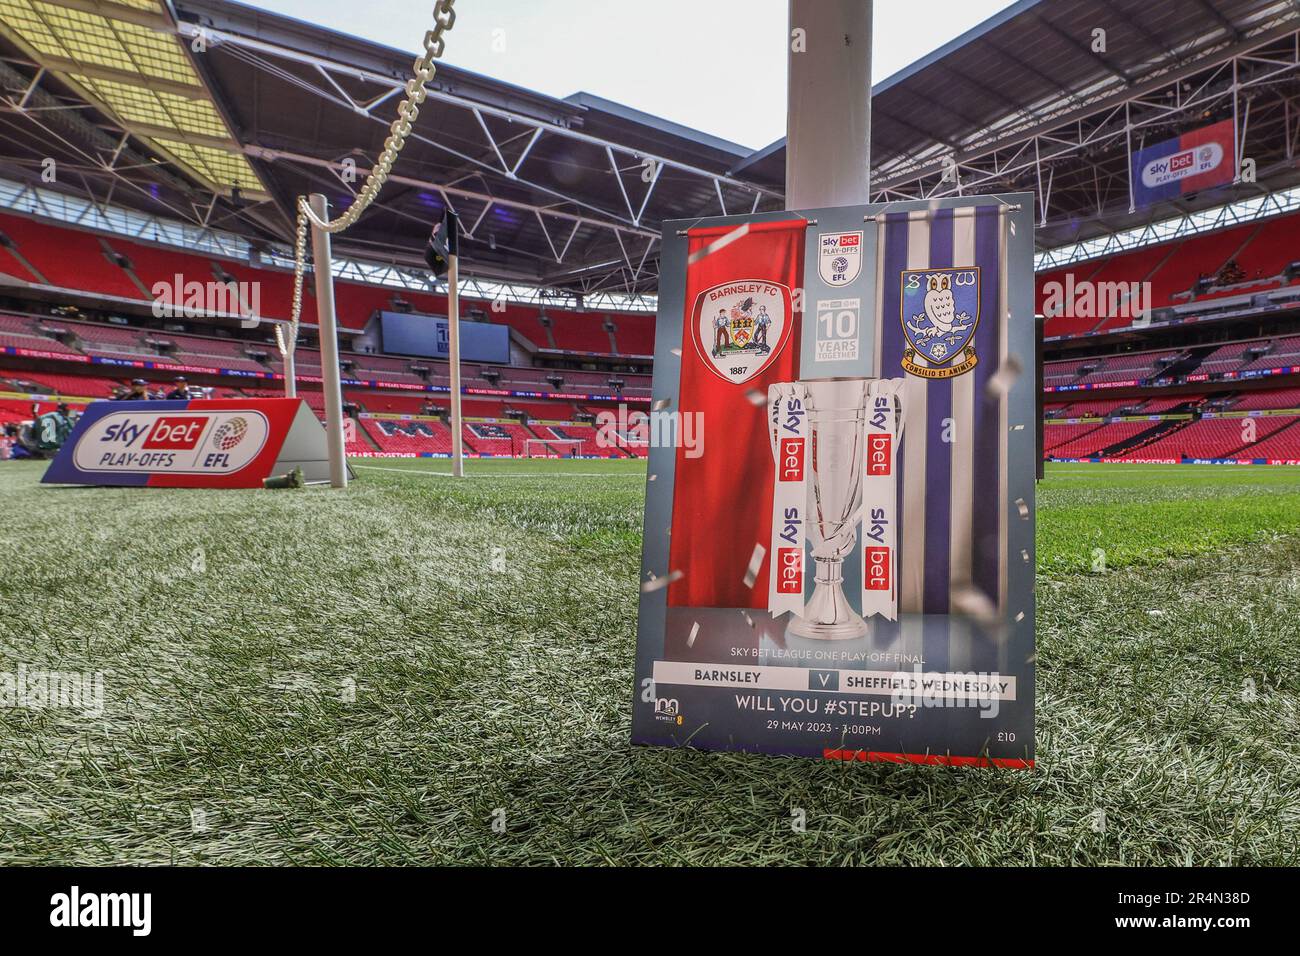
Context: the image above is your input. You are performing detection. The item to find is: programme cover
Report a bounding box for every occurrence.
[631,195,1037,767]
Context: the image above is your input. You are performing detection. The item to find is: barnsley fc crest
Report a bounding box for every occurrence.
[693,280,792,385]
[818,231,863,286]
[899,267,980,379]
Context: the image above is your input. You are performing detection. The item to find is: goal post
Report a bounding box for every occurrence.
[523,438,584,458]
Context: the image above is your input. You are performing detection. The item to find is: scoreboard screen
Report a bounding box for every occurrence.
[378,310,510,364]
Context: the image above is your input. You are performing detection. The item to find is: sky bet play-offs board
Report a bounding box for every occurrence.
[42,398,334,488]
[631,195,1037,767]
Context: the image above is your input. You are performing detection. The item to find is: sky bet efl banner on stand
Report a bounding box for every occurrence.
[632,195,1037,767]
[42,398,334,488]
[1131,119,1236,209]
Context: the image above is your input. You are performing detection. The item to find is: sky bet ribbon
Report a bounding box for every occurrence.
[766,377,905,623]
[862,378,905,620]
[767,382,807,617]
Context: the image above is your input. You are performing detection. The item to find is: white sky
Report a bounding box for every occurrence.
[244,0,1016,149]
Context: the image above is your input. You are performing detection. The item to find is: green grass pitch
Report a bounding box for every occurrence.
[0,458,1297,865]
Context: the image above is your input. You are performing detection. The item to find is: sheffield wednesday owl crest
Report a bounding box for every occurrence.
[899,267,980,378]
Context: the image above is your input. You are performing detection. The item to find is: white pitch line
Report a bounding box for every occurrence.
[353,465,644,479]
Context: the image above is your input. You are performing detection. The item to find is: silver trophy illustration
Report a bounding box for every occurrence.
[787,378,872,640]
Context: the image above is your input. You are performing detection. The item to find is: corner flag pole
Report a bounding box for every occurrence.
[446,209,464,479]
[309,192,348,488]
[787,0,872,207]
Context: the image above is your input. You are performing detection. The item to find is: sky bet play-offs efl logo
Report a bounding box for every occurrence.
[818,230,862,286]
[73,410,269,475]
[1140,141,1224,190]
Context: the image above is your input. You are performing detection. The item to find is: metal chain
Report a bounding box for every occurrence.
[277,0,457,358]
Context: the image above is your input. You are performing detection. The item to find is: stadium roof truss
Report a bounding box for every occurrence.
[0,0,782,298]
[160,0,782,297]
[736,0,1300,250]
[0,172,660,311]
[1034,180,1300,270]
[878,22,1300,244]
[0,0,268,204]
[3,0,1300,304]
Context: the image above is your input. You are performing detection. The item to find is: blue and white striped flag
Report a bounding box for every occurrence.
[873,204,1010,616]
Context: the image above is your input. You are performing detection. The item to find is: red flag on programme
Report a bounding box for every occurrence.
[667,219,806,608]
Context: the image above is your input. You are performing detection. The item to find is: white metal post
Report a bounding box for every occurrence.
[1125,101,1136,214]
[309,193,347,488]
[447,212,464,478]
[283,344,297,398]
[787,0,873,208]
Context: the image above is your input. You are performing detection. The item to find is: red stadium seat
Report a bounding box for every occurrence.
[0,212,145,300]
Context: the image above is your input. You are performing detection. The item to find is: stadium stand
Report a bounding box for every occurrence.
[1036,267,1092,338]
[1137,396,1196,414]
[344,426,373,456]
[1045,398,1133,418]
[612,314,656,355]
[330,281,402,330]
[0,314,37,335]
[0,207,660,376]
[3,373,120,398]
[1044,347,1189,388]
[1,0,1298,478]
[1040,211,1300,338]
[3,98,1299,465]
[1044,422,1108,452]
[57,319,173,365]
[1244,419,1300,459]
[528,423,608,458]
[149,330,271,373]
[1234,388,1300,410]
[0,213,144,300]
[1082,353,1169,385]
[346,353,426,384]
[467,421,532,456]
[1130,419,1249,460]
[1139,224,1257,311]
[1241,336,1300,373]
[1197,342,1256,377]
[548,313,614,353]
[0,312,89,354]
[1047,422,1153,459]
[348,392,428,415]
[362,417,458,456]
[0,243,33,282]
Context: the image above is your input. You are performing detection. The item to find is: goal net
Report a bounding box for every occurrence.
[523,438,584,458]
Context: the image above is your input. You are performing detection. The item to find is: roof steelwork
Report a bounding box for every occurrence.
[1,0,1299,299]
[0,0,265,196]
[739,0,1300,248]
[165,0,781,296]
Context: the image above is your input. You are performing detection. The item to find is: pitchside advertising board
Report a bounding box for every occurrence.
[42,398,335,488]
[632,195,1037,767]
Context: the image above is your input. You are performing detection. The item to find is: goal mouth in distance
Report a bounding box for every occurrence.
[523,439,585,458]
